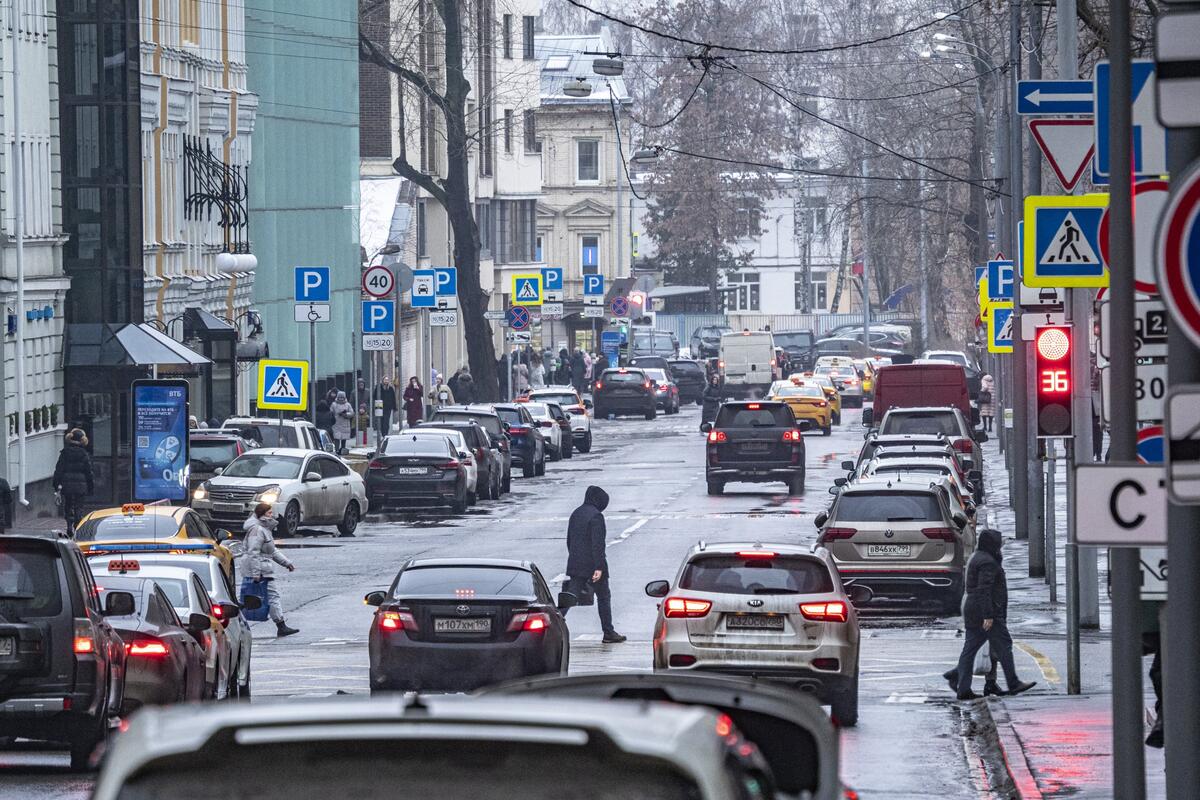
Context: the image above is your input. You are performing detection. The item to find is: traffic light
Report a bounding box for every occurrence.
[1034,324,1073,438]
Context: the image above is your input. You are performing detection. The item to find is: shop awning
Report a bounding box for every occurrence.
[183,307,237,339]
[64,324,212,368]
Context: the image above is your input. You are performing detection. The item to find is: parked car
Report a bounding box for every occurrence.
[691,324,732,359]
[519,402,566,461]
[192,448,368,537]
[217,417,325,450]
[643,368,681,414]
[427,406,513,492]
[91,575,208,712]
[645,542,864,725]
[0,533,128,769]
[416,420,505,499]
[667,358,707,404]
[719,331,777,399]
[813,337,873,360]
[524,387,593,453]
[365,558,572,692]
[702,401,806,496]
[592,367,656,420]
[365,434,471,512]
[403,428,480,503]
[188,431,254,492]
[772,330,817,371]
[493,403,548,478]
[875,406,985,473]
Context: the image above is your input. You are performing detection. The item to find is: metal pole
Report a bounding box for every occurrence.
[11,9,29,508]
[1045,439,1057,603]
[1163,74,1200,800]
[1025,0,1046,572]
[309,321,317,423]
[1009,1,1031,544]
[861,158,872,348]
[1105,0,1145,793]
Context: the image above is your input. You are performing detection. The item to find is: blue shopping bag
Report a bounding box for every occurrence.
[239,577,271,622]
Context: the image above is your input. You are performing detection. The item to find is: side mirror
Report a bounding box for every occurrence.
[974,430,989,443]
[324,443,336,454]
[813,511,829,528]
[186,612,211,634]
[828,485,840,495]
[798,419,813,431]
[969,470,983,483]
[833,477,847,487]
[846,584,874,606]
[645,580,670,598]
[700,421,713,433]
[241,594,263,610]
[214,467,224,476]
[556,591,578,611]
[304,471,322,482]
[584,399,594,409]
[218,602,241,620]
[502,422,512,432]
[861,408,874,427]
[214,528,233,542]
[840,460,855,472]
[104,591,136,616]
[364,590,387,607]
[458,449,470,459]
[953,512,969,530]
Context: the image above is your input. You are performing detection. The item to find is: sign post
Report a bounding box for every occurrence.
[294,268,330,421]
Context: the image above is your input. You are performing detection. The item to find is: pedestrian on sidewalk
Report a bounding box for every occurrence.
[456,366,475,404]
[563,485,626,644]
[52,428,93,533]
[429,373,456,411]
[403,377,424,428]
[330,391,354,454]
[315,398,334,442]
[978,374,995,433]
[242,504,299,637]
[374,376,398,438]
[950,529,1036,700]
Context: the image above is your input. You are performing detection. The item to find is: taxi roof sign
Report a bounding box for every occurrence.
[121,504,145,515]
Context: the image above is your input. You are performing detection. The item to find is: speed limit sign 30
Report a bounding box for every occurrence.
[363,265,395,298]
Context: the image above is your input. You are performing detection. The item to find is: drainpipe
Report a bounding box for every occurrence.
[153,1,170,321]
[11,12,29,508]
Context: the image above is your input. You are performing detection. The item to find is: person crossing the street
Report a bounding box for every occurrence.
[243,503,299,638]
[563,486,625,644]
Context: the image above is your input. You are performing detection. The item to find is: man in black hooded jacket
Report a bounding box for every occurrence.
[564,486,625,643]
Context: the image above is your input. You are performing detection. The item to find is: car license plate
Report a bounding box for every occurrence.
[726,614,785,631]
[0,637,12,656]
[739,442,770,453]
[867,544,912,557]
[214,503,242,514]
[392,467,428,475]
[434,617,491,633]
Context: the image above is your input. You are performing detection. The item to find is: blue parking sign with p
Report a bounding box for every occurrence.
[362,301,395,334]
[434,267,457,296]
[583,274,605,296]
[294,267,330,302]
[542,267,563,292]
[987,260,1014,301]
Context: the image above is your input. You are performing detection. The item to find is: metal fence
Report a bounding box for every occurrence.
[654,312,910,349]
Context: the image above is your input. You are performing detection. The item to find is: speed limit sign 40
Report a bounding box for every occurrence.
[363,265,395,298]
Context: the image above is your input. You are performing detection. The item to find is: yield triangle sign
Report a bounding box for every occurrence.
[1028,118,1095,193]
[1039,211,1101,265]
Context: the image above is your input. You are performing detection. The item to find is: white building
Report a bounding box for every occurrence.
[1,1,70,505]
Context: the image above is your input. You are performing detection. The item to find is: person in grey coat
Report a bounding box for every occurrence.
[949,529,1036,699]
[330,390,354,453]
[243,503,299,637]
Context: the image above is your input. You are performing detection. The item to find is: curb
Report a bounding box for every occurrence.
[987,701,1044,799]
[959,699,1019,799]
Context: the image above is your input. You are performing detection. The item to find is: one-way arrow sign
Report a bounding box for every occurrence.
[1018,79,1094,115]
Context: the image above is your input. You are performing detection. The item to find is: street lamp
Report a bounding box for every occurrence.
[563,78,593,97]
[592,57,624,77]
[629,147,661,166]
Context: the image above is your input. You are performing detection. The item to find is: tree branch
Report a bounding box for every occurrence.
[358,31,450,114]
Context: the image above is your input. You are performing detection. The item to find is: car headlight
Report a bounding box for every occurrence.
[192,482,209,501]
[254,485,281,504]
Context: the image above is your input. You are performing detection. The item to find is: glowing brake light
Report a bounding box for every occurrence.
[747,403,761,410]
[618,368,628,373]
[594,382,603,390]
[379,609,418,631]
[736,550,777,559]
[368,459,386,470]
[73,619,95,655]
[438,460,461,470]
[781,429,802,442]
[126,640,169,657]
[507,611,552,632]
[211,603,224,619]
[800,601,848,622]
[707,430,727,443]
[664,597,712,618]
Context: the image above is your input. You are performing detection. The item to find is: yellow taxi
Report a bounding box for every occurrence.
[789,372,842,424]
[75,504,236,581]
[770,380,833,436]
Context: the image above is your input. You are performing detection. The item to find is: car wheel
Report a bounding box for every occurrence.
[562,439,573,459]
[707,480,724,496]
[523,458,536,478]
[278,501,301,538]
[787,474,805,495]
[833,412,841,425]
[336,501,360,536]
[578,432,592,453]
[451,487,467,514]
[645,406,656,420]
[822,425,832,436]
[830,681,859,727]
[536,451,547,476]
[238,677,251,699]
[502,472,512,493]
[69,722,103,772]
[225,671,238,701]
[550,443,562,462]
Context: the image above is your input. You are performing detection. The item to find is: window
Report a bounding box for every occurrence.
[535,234,544,262]
[734,202,761,238]
[476,201,493,258]
[680,555,833,595]
[726,272,760,312]
[834,492,943,523]
[795,194,829,239]
[576,140,599,183]
[503,109,513,154]
[581,235,599,273]
[495,199,536,263]
[794,273,827,311]
[417,200,427,258]
[502,14,512,58]
[522,16,535,59]
[393,566,536,599]
[523,109,540,153]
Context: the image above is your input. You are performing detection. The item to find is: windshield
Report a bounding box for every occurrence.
[773,332,815,349]
[835,492,943,522]
[926,352,969,367]
[97,578,145,615]
[393,566,536,598]
[222,454,303,480]
[632,332,673,352]
[0,545,63,617]
[149,577,190,609]
[76,514,181,542]
[191,440,240,467]
[494,408,523,425]
[881,412,961,437]
[530,393,578,407]
[668,361,703,375]
[521,403,549,417]
[126,557,215,592]
[680,555,832,595]
[715,405,794,427]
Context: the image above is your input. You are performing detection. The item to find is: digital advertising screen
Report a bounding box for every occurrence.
[132,380,190,503]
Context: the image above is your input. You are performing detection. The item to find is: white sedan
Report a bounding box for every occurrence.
[525,386,592,453]
[404,427,480,503]
[519,402,564,460]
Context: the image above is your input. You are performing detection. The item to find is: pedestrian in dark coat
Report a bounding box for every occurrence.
[456,367,475,405]
[402,377,424,428]
[949,529,1037,699]
[315,400,334,439]
[570,349,587,394]
[53,428,93,529]
[374,377,398,438]
[555,348,571,386]
[593,351,609,376]
[563,486,625,643]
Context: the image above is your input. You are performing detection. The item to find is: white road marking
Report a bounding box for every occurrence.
[550,572,568,585]
[885,692,929,703]
[608,517,649,546]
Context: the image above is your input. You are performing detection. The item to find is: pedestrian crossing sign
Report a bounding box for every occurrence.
[987,303,1014,353]
[257,359,309,411]
[1023,194,1109,288]
[511,274,543,306]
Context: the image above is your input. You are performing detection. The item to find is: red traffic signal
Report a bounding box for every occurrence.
[1034,325,1072,438]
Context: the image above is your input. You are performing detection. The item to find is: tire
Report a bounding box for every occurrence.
[787,474,805,495]
[69,713,105,772]
[578,432,592,453]
[523,458,536,478]
[468,489,478,506]
[502,472,512,493]
[550,443,562,462]
[536,451,546,476]
[278,501,301,538]
[451,487,467,514]
[822,425,832,437]
[707,480,724,496]
[225,671,238,701]
[238,677,251,699]
[833,412,841,426]
[336,501,359,536]
[645,406,656,421]
[562,438,573,459]
[830,682,859,727]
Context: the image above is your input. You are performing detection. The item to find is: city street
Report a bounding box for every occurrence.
[0,405,1158,798]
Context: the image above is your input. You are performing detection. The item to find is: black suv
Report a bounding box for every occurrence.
[592,368,656,420]
[667,358,706,404]
[701,401,807,496]
[691,325,731,359]
[773,330,817,372]
[493,403,548,478]
[0,533,129,769]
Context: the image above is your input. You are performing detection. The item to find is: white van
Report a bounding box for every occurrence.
[718,331,777,398]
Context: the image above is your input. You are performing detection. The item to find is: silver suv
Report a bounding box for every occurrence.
[876,406,985,473]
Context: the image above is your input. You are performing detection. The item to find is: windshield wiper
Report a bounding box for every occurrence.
[0,592,36,600]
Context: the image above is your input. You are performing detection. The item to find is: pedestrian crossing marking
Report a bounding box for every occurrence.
[1038,211,1100,265]
[266,370,300,399]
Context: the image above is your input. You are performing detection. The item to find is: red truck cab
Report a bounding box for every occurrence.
[864,363,973,428]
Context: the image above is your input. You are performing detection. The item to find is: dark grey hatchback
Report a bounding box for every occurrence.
[702,401,807,496]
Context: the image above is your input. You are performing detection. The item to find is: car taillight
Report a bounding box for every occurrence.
[781,429,802,442]
[820,527,857,541]
[211,603,224,619]
[73,619,95,655]
[718,360,725,369]
[508,425,530,435]
[817,400,827,407]
[952,438,974,454]
[438,460,461,470]
[539,420,554,428]
[922,527,958,541]
[800,601,848,622]
[663,597,712,618]
[379,609,418,631]
[507,611,552,632]
[594,382,603,390]
[368,459,386,470]
[707,430,727,443]
[126,640,169,657]
[643,381,652,390]
[736,550,777,559]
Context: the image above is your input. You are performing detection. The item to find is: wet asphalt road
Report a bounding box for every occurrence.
[1,402,1062,799]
